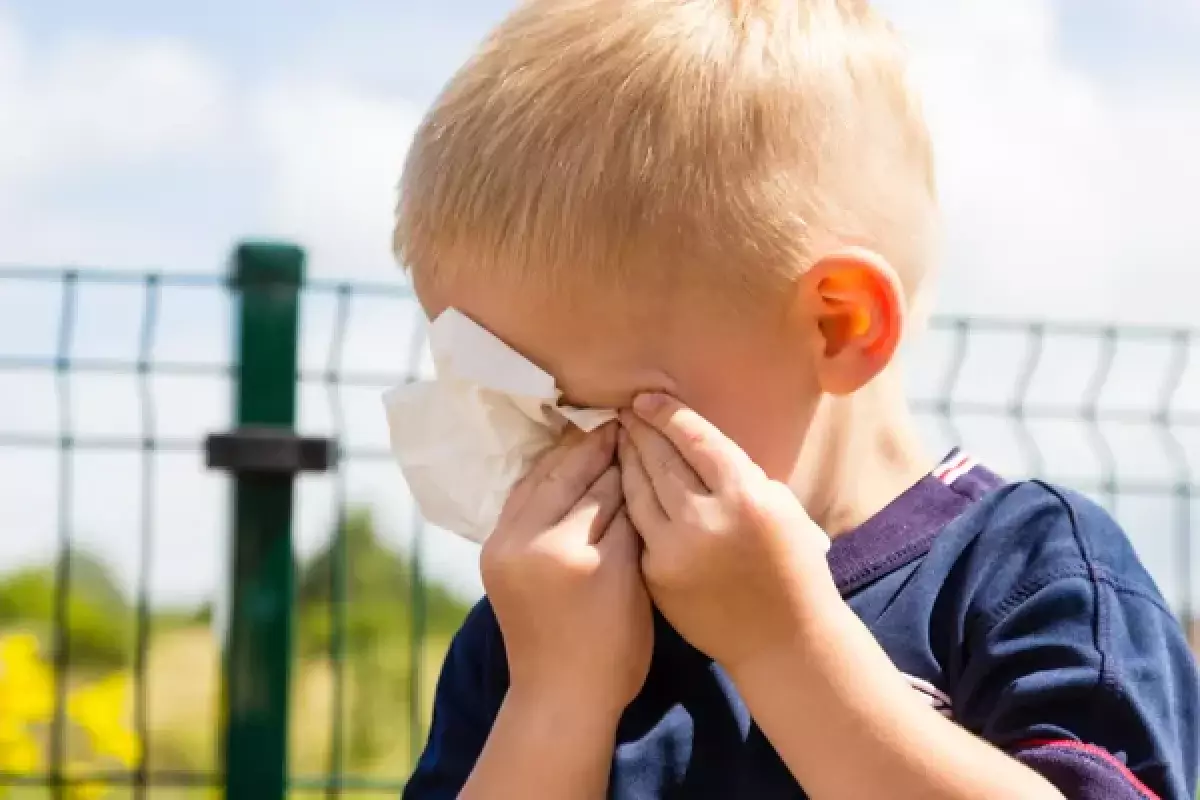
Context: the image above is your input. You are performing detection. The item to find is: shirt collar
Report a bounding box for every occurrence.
[827,449,1004,596]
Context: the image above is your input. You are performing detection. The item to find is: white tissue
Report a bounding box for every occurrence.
[383,308,616,543]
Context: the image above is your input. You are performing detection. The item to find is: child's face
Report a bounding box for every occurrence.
[415,274,826,483]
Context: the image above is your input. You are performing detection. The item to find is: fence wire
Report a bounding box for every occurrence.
[0,265,1197,798]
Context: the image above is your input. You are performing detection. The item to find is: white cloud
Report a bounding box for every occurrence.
[0,10,237,268]
[0,7,420,277]
[4,1,1198,310]
[0,18,230,187]
[0,13,23,87]
[877,0,1200,323]
[250,80,422,279]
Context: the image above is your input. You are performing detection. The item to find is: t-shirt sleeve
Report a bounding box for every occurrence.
[403,599,505,799]
[949,484,1200,800]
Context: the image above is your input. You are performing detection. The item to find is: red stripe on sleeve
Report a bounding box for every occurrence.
[1016,739,1159,800]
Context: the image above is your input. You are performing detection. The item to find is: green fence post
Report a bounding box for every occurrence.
[206,242,335,800]
[225,242,301,800]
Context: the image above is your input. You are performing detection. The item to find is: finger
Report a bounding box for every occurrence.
[522,423,617,526]
[620,411,705,513]
[631,393,761,491]
[595,507,639,561]
[617,428,669,536]
[561,465,624,546]
[503,431,579,519]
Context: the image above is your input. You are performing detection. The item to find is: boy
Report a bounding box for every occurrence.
[396,0,1199,797]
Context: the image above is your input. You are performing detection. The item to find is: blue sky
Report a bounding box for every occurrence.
[3,0,1200,302]
[1,0,1197,307]
[1,0,1200,606]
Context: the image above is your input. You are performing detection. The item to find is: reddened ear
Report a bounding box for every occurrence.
[798,247,905,395]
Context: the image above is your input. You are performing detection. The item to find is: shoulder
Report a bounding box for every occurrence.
[405,597,508,796]
[445,595,506,672]
[935,482,1200,799]
[938,479,1169,618]
[456,595,503,648]
[432,596,509,713]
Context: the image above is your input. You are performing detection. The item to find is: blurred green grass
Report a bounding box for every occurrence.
[0,508,469,799]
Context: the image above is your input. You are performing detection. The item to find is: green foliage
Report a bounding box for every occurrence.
[152,604,212,636]
[296,509,469,657]
[295,508,471,765]
[0,549,132,670]
[68,549,127,612]
[0,509,471,776]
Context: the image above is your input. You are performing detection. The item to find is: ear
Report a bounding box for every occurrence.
[797,247,905,396]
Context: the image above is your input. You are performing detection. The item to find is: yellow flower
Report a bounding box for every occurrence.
[0,633,143,800]
[68,673,141,768]
[0,633,54,723]
[0,632,52,783]
[0,729,39,772]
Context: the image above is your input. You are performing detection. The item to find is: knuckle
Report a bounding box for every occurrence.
[676,496,708,528]
[731,484,775,528]
[484,535,594,585]
[537,538,598,578]
[589,466,622,501]
[542,468,585,507]
[548,445,608,493]
[680,421,705,449]
[721,478,755,510]
[762,481,793,508]
[653,451,677,476]
[541,460,571,489]
[479,538,515,583]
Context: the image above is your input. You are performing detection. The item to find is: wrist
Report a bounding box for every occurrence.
[505,681,624,742]
[722,579,849,685]
[463,680,619,798]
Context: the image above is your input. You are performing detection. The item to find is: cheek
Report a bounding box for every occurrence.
[691,377,817,482]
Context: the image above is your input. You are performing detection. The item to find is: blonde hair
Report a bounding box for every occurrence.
[395,0,938,307]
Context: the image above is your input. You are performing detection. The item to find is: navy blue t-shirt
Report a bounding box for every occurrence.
[405,452,1200,799]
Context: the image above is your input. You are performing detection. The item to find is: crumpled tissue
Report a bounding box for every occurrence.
[383,308,616,543]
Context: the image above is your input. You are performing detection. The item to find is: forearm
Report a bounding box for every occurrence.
[460,687,616,800]
[731,601,1064,800]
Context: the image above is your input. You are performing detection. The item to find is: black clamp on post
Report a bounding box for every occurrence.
[205,426,338,474]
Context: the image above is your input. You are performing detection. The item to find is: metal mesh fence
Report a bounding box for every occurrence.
[0,254,1197,798]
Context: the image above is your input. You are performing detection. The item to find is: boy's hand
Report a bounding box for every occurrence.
[481,423,653,719]
[617,393,837,675]
[618,395,1067,800]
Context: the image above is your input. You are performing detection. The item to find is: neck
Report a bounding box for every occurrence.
[789,370,934,538]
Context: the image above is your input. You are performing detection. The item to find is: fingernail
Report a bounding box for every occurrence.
[633,393,666,416]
